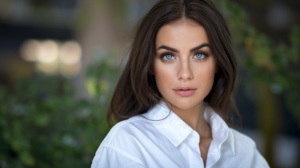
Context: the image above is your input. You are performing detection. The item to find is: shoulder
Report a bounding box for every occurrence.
[229,128,257,157]
[229,128,256,148]
[99,116,149,148]
[92,116,152,167]
[229,128,270,167]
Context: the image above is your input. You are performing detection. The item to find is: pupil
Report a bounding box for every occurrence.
[166,55,172,59]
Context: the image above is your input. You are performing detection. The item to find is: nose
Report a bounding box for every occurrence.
[177,58,193,81]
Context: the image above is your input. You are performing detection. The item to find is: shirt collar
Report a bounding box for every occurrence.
[142,101,193,147]
[142,101,235,155]
[203,104,235,155]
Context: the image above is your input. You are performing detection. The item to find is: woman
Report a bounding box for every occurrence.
[92,0,270,167]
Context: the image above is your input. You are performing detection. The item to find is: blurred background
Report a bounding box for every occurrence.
[0,0,299,167]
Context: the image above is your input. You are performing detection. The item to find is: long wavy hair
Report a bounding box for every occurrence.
[106,0,238,126]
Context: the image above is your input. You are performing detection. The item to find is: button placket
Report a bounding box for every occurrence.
[188,147,205,168]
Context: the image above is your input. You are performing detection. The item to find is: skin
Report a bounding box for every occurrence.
[152,18,217,166]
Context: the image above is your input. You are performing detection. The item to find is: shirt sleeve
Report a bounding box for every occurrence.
[91,146,145,168]
[253,149,270,168]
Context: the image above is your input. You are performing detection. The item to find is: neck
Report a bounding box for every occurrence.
[163,99,212,138]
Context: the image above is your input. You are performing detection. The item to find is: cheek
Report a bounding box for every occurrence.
[193,63,217,93]
[196,66,216,81]
[153,61,176,95]
[154,64,172,88]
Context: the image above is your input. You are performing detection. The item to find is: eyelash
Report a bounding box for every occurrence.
[159,52,209,61]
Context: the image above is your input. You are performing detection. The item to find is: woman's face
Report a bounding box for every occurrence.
[152,19,217,110]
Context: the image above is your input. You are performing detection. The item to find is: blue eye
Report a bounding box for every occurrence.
[194,53,205,59]
[164,54,174,60]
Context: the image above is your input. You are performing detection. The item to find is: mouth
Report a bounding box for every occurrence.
[173,87,197,96]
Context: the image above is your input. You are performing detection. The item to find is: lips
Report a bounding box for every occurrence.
[173,87,197,96]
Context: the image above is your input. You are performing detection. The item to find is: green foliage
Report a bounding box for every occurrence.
[214,0,300,127]
[0,57,119,167]
[243,23,300,126]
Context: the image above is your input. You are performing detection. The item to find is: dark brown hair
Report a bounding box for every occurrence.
[106,0,237,126]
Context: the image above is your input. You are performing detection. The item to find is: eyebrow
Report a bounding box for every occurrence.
[156,43,209,53]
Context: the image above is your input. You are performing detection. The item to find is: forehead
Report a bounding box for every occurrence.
[155,19,209,49]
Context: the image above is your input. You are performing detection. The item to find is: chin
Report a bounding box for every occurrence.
[168,98,201,110]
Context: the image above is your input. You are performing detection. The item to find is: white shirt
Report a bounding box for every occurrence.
[91,101,270,168]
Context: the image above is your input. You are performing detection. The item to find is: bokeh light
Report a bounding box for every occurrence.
[37,40,59,64]
[20,39,82,77]
[59,41,82,66]
[20,39,41,62]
